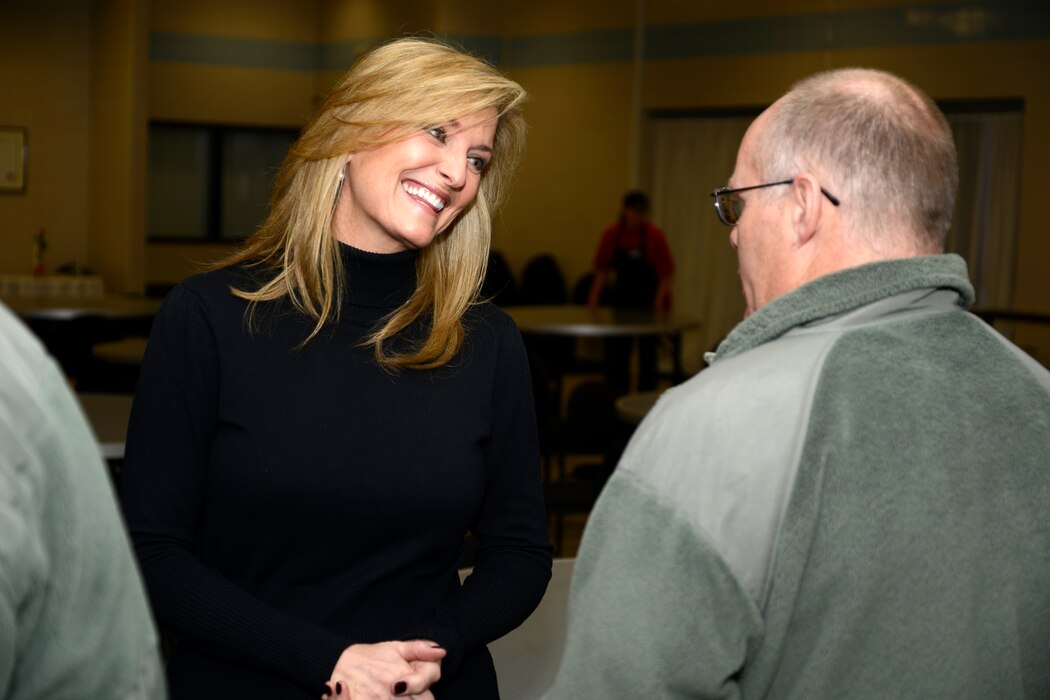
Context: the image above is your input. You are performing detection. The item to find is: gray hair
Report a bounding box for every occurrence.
[752,68,957,253]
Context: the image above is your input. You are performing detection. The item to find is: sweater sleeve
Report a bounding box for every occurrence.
[411,314,553,676]
[544,471,763,699]
[119,284,346,694]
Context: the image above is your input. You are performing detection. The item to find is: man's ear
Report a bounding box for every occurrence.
[790,173,824,246]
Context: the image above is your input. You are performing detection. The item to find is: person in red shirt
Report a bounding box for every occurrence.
[587,190,675,392]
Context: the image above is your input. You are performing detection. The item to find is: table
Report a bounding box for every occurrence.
[77,392,134,460]
[614,388,667,424]
[93,337,149,366]
[5,295,160,322]
[0,274,105,299]
[507,304,700,386]
[4,296,160,380]
[507,304,699,338]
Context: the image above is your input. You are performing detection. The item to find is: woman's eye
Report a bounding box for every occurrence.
[467,155,488,173]
[426,126,447,143]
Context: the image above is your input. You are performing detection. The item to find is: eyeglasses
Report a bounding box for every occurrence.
[710,179,841,227]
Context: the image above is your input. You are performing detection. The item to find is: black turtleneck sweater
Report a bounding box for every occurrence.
[120,244,553,698]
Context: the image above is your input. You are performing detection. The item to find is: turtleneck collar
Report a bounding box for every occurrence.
[338,242,419,309]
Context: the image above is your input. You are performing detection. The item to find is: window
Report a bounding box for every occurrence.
[148,123,298,241]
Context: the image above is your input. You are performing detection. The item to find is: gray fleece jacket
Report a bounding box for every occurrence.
[0,302,165,699]
[545,254,1050,699]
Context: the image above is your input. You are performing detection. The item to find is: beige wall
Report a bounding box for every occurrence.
[0,3,93,279]
[90,0,149,294]
[500,61,636,287]
[148,0,318,127]
[3,0,1048,359]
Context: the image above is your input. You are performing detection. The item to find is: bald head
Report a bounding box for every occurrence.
[751,68,957,255]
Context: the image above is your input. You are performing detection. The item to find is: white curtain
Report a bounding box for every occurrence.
[945,111,1023,309]
[645,108,1023,376]
[644,115,752,375]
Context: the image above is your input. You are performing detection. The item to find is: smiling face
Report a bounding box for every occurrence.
[333,108,498,254]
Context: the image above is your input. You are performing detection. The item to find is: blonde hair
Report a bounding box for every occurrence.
[753,68,957,254]
[223,37,527,369]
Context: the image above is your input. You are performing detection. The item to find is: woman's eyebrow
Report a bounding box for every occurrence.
[441,118,495,152]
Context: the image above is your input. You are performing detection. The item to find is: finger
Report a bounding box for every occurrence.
[392,661,442,696]
[397,640,447,662]
[333,681,355,699]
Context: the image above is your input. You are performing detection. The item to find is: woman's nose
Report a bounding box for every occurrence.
[437,150,467,189]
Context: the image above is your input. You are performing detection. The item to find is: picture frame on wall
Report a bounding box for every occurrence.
[0,127,27,194]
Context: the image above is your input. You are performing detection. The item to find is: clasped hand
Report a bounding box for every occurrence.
[322,640,445,700]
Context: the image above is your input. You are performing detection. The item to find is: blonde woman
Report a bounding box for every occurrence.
[121,38,552,699]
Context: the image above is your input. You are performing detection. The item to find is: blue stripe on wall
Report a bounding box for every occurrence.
[152,33,505,73]
[316,39,377,72]
[443,34,504,68]
[150,1,1049,72]
[503,29,634,68]
[151,32,318,71]
[314,34,502,72]
[648,1,1050,60]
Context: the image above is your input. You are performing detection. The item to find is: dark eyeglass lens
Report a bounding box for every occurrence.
[719,193,742,225]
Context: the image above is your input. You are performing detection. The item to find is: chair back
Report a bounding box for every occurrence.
[571,271,610,306]
[482,250,519,306]
[519,254,568,305]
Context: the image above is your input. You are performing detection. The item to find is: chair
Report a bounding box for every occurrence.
[556,379,631,480]
[546,379,632,554]
[558,272,608,375]
[481,250,519,307]
[526,350,563,482]
[76,392,134,484]
[79,336,148,393]
[571,271,610,307]
[544,479,606,557]
[518,254,567,305]
[519,254,579,392]
[484,558,576,699]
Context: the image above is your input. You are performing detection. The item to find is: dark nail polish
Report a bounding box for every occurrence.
[394,681,408,694]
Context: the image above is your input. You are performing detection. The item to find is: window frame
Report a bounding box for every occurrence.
[147,121,300,243]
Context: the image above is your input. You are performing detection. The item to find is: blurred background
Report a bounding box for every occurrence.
[2,0,1048,373]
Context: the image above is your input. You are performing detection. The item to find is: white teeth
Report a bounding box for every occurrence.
[402,182,446,211]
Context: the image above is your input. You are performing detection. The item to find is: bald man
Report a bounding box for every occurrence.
[544,69,1050,699]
